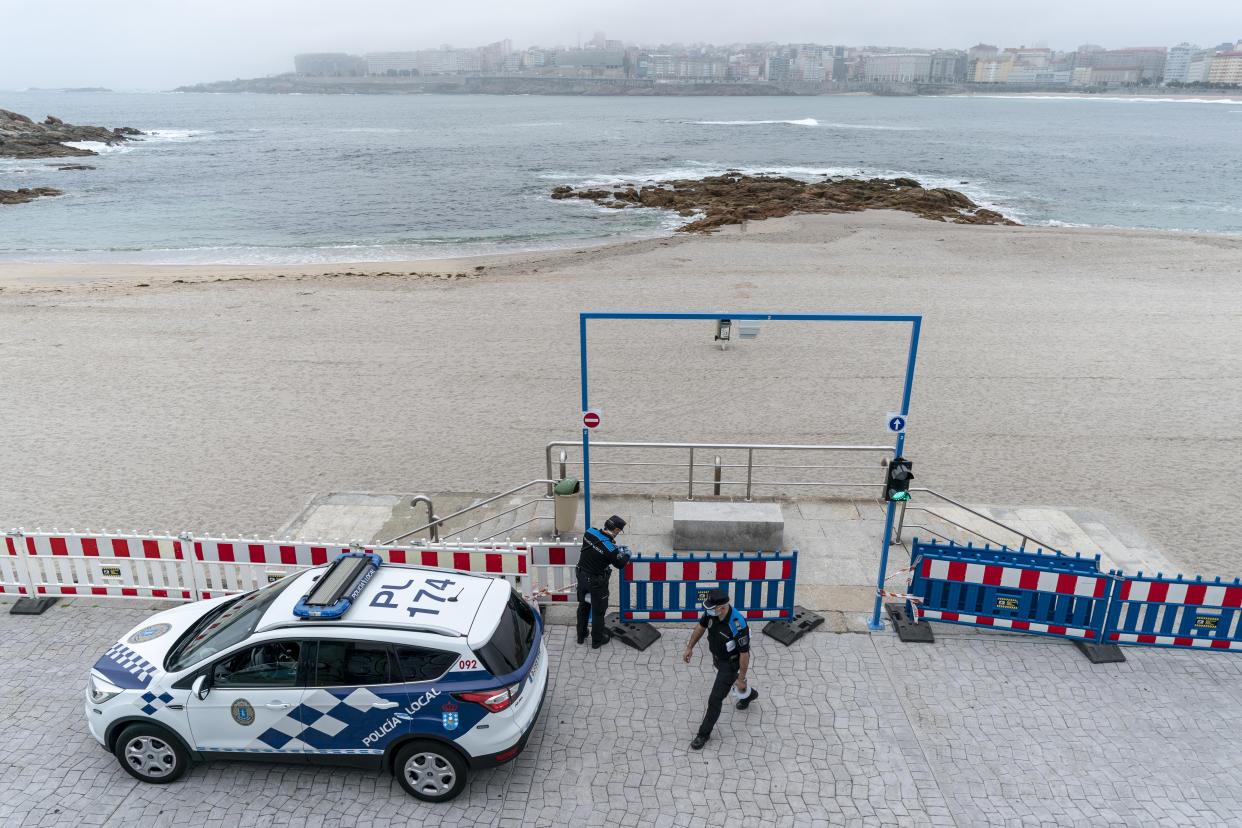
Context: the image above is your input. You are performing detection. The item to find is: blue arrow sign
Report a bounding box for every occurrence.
[885,413,907,433]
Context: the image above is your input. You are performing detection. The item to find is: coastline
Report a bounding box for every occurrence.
[1,210,1237,293]
[2,210,1241,580]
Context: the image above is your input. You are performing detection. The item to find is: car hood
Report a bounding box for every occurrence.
[90,596,232,690]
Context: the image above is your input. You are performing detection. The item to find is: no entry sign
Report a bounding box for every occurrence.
[583,409,601,429]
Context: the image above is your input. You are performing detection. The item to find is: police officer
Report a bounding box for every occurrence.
[576,514,632,648]
[682,587,758,750]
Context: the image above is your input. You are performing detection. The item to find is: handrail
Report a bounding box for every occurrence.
[546,440,894,501]
[409,495,439,542]
[898,487,1060,553]
[441,497,551,541]
[381,479,556,545]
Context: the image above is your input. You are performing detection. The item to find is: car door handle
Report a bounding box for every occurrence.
[372,701,399,709]
[265,702,291,710]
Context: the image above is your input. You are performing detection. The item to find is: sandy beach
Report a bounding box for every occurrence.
[2,210,1240,575]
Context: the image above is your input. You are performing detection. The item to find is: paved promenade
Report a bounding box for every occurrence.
[4,596,1241,827]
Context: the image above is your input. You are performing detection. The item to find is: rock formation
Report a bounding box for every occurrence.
[0,187,64,205]
[551,173,1019,231]
[0,109,142,159]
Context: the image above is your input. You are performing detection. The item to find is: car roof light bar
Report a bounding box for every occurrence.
[293,551,383,619]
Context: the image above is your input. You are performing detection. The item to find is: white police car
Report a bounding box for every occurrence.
[85,551,547,802]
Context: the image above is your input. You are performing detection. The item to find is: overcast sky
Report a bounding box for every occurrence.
[2,0,1236,91]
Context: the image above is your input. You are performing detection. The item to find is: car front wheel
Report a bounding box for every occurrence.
[394,740,468,802]
[114,724,190,783]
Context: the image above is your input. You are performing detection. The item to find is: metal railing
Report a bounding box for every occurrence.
[545,440,894,501]
[895,487,1060,553]
[381,480,555,545]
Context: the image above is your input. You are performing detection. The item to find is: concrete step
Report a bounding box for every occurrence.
[276,492,1182,618]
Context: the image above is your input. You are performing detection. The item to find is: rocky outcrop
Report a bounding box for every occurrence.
[0,109,142,159]
[551,173,1019,231]
[0,187,63,205]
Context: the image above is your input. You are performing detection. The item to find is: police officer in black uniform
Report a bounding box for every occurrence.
[576,514,632,648]
[682,587,759,749]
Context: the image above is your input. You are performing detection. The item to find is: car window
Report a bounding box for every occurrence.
[312,640,396,686]
[475,591,536,676]
[166,576,300,672]
[212,641,301,688]
[395,645,457,683]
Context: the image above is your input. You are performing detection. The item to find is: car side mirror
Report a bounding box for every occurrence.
[192,674,210,700]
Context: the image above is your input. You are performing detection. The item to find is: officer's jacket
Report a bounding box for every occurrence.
[576,528,628,577]
[698,607,750,663]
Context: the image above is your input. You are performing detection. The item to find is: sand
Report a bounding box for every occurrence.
[2,210,1240,575]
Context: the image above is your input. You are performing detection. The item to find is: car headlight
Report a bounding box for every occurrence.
[87,674,122,704]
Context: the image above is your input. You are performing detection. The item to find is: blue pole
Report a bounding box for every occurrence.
[868,317,923,630]
[579,314,592,530]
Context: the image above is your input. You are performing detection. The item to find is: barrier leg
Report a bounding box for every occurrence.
[1073,573,1126,664]
[8,532,58,615]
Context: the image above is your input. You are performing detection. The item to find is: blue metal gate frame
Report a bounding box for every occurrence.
[577,311,922,632]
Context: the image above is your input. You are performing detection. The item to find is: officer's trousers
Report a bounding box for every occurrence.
[696,659,739,739]
[576,571,610,645]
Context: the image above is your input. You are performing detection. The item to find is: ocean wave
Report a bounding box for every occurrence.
[961,94,1242,105]
[61,140,134,154]
[690,118,819,126]
[143,129,212,141]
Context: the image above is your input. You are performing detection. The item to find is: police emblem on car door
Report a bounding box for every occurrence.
[187,640,308,755]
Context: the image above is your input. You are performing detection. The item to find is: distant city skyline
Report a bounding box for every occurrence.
[1,0,1237,91]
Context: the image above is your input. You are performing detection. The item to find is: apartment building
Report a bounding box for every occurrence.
[1206,51,1242,84]
[1163,43,1200,84]
[294,53,367,76]
[864,53,933,82]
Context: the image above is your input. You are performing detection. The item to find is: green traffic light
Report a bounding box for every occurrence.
[890,491,910,501]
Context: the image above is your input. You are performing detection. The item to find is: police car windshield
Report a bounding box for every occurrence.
[166,577,299,672]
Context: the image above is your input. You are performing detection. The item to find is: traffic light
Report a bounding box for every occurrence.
[885,457,914,501]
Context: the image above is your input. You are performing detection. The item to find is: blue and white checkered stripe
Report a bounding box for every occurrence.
[137,691,175,716]
[198,686,416,754]
[101,643,157,688]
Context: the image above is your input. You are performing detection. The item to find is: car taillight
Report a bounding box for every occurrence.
[454,681,522,713]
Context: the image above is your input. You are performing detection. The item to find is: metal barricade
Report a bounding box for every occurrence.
[907,539,1114,642]
[2,533,33,597]
[1103,573,1242,651]
[191,538,342,598]
[527,542,581,604]
[19,531,198,601]
[619,550,798,621]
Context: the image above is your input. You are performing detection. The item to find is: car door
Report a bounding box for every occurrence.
[186,638,309,758]
[299,639,414,762]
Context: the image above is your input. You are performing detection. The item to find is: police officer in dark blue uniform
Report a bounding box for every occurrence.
[682,587,758,749]
[576,515,632,648]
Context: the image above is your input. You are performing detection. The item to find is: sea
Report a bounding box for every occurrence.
[1,89,1240,264]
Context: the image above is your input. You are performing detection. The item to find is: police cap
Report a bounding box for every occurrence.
[702,588,730,609]
[603,515,626,532]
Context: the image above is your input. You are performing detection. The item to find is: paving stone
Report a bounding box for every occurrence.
[6,599,1242,824]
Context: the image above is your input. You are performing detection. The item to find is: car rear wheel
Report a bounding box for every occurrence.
[114,724,190,783]
[394,740,468,802]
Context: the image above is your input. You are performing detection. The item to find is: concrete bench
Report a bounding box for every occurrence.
[672,501,784,552]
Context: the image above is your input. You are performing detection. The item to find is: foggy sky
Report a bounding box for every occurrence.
[2,0,1236,91]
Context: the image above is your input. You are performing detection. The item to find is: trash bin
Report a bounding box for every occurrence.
[553,477,580,534]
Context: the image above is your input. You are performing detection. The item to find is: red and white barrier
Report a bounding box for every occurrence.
[20,532,198,600]
[529,543,581,603]
[2,531,536,604]
[2,535,32,596]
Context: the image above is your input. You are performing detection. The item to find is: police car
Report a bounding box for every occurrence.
[84,551,547,802]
